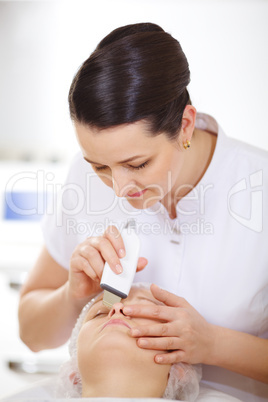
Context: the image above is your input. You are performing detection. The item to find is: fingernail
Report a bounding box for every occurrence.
[115,264,123,274]
[156,356,163,363]
[123,307,132,314]
[118,248,125,258]
[138,339,148,347]
[140,257,148,264]
[131,328,141,337]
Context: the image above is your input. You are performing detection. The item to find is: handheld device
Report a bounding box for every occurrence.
[100,221,140,309]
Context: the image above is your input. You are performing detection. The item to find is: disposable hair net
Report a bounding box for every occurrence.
[56,283,201,400]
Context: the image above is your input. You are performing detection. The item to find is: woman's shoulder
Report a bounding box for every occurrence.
[221,135,268,182]
[224,135,268,161]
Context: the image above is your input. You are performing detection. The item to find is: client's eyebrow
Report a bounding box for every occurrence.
[136,296,163,306]
[83,300,109,323]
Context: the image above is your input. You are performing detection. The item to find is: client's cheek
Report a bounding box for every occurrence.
[77,331,87,367]
[77,328,95,364]
[77,331,98,381]
[135,318,159,327]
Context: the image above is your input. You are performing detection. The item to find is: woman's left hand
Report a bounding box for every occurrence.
[123,284,216,365]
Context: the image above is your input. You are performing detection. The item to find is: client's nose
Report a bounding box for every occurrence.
[108,302,125,317]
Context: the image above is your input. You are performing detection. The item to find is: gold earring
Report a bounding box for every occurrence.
[183,140,191,149]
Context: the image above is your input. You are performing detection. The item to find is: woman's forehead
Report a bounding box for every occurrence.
[75,120,168,166]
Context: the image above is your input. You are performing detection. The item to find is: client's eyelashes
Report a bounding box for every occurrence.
[93,309,109,318]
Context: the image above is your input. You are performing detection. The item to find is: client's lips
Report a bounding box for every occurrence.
[127,189,147,198]
[102,319,131,330]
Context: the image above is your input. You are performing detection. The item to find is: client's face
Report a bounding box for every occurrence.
[77,286,171,397]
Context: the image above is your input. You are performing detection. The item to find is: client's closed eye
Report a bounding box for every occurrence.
[93,309,109,318]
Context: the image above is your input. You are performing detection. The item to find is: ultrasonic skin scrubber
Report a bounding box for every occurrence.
[100,221,140,309]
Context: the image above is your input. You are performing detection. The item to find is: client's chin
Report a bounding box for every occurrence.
[78,332,170,398]
[79,329,151,374]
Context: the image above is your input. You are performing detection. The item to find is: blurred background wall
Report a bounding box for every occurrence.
[0,0,268,163]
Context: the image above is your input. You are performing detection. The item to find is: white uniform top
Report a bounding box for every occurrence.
[41,113,268,402]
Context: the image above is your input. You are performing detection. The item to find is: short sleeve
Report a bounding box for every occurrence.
[41,152,86,269]
[40,152,124,269]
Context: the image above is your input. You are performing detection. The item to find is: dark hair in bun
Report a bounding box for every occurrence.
[69,22,191,139]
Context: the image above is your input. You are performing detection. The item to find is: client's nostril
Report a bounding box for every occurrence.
[109,303,126,317]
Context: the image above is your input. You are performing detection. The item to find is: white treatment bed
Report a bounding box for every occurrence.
[1,378,242,401]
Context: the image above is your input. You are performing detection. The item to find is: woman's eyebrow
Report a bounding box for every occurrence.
[83,155,147,165]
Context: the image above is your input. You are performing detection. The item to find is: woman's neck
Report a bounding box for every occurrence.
[162,129,217,220]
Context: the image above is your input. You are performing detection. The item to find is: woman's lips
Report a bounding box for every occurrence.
[127,189,147,198]
[102,319,131,330]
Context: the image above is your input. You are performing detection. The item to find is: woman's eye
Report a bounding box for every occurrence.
[129,161,149,170]
[93,160,149,172]
[93,165,109,172]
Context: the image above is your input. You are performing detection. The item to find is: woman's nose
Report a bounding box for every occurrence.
[112,170,133,197]
[108,302,125,317]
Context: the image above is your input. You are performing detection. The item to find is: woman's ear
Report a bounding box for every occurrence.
[181,105,196,144]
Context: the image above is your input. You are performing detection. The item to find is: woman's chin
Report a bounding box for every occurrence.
[126,195,161,210]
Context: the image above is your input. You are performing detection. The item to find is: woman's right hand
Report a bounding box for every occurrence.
[68,225,148,301]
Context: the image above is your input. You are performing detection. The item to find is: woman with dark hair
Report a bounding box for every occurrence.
[19,23,268,402]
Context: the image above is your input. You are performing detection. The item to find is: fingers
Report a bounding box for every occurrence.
[154,350,185,365]
[135,335,181,352]
[130,323,174,338]
[70,254,101,281]
[131,331,186,365]
[71,235,122,282]
[103,225,126,259]
[71,225,148,283]
[123,304,175,321]
[89,236,123,274]
[78,244,104,279]
[136,257,148,272]
[150,284,189,308]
